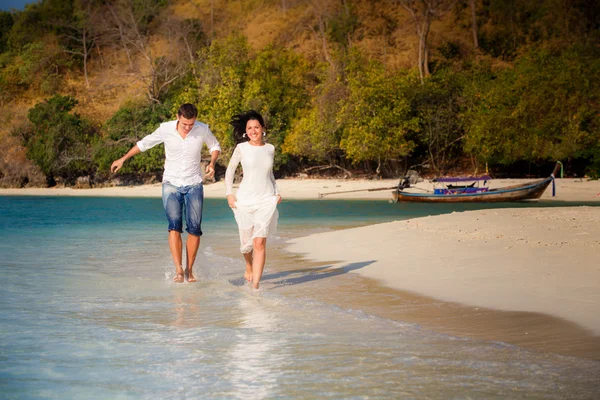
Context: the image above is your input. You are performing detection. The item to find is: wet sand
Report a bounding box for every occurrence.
[266,254,600,360]
[281,206,600,360]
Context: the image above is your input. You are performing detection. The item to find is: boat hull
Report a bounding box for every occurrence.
[392,177,554,203]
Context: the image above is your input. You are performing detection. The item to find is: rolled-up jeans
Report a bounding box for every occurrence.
[161,182,204,236]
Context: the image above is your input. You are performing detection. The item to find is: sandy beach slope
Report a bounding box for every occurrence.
[285,206,600,336]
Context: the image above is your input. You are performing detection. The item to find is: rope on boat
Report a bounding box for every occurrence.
[552,161,563,197]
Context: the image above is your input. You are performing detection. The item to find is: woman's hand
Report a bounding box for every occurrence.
[227,194,237,209]
[276,194,282,204]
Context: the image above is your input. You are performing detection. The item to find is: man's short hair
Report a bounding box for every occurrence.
[178,103,198,119]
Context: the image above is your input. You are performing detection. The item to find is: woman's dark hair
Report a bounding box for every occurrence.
[178,103,198,119]
[230,110,265,144]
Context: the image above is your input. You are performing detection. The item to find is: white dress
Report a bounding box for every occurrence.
[225,142,279,253]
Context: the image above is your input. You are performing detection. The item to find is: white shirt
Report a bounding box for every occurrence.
[225,142,279,205]
[137,120,221,187]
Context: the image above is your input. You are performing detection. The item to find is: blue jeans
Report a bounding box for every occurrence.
[161,182,204,236]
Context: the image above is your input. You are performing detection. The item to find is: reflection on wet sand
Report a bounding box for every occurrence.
[225,294,286,398]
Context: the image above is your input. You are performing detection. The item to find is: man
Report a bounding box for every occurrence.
[111,103,221,283]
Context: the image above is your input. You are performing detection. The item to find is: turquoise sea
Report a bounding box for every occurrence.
[1,196,599,399]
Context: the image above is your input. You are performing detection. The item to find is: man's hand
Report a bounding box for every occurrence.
[205,163,215,179]
[111,159,124,174]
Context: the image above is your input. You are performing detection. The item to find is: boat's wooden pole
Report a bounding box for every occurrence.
[317,186,399,199]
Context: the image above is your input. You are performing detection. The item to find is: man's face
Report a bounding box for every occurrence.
[178,116,196,134]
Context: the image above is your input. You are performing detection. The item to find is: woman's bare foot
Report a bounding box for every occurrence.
[187,270,197,283]
[251,281,259,290]
[173,266,185,283]
[244,265,253,282]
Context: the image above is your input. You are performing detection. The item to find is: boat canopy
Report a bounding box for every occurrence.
[432,175,491,183]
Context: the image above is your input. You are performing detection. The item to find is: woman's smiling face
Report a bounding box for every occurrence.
[246,119,263,145]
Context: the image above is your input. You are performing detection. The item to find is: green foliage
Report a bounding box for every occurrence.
[5,4,44,50]
[20,95,97,184]
[338,51,418,169]
[410,70,467,174]
[241,45,313,169]
[174,36,313,170]
[0,41,69,103]
[283,65,344,163]
[172,34,250,159]
[0,11,14,53]
[327,3,359,47]
[5,0,73,50]
[94,102,172,178]
[2,0,600,184]
[477,0,538,59]
[463,44,600,168]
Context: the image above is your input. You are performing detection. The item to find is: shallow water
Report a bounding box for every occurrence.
[1,196,599,399]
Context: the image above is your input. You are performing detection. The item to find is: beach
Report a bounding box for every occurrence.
[1,175,599,202]
[2,177,600,360]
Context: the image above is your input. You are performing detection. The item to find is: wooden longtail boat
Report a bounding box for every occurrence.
[391,162,562,203]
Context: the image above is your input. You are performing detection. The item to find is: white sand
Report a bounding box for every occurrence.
[1,176,598,201]
[285,206,600,335]
[2,177,600,334]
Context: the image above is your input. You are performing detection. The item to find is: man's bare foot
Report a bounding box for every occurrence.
[187,271,197,283]
[173,266,185,283]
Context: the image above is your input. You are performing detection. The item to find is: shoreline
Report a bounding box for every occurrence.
[1,177,599,202]
[268,255,600,360]
[282,206,600,359]
[3,178,600,359]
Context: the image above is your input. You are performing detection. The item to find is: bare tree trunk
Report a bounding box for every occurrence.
[95,43,104,67]
[63,27,93,87]
[421,11,431,77]
[469,0,479,49]
[82,29,89,87]
[211,0,214,41]
[61,1,98,88]
[317,14,333,67]
[106,3,134,69]
[400,0,455,84]
[401,1,430,84]
[307,1,335,68]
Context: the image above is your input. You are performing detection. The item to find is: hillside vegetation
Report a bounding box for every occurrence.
[0,0,598,187]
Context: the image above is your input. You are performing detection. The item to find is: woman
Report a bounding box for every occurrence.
[225,110,282,289]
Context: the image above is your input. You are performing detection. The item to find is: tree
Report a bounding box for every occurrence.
[19,95,97,186]
[60,0,103,87]
[102,0,174,102]
[180,34,250,158]
[463,44,600,170]
[242,45,312,169]
[0,11,14,53]
[283,73,346,166]
[411,70,466,174]
[94,102,171,180]
[469,0,479,50]
[339,51,419,175]
[399,0,456,83]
